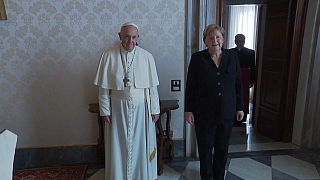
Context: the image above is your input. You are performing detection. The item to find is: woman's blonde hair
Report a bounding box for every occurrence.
[203,24,225,43]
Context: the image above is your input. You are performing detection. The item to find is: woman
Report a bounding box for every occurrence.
[185,24,244,180]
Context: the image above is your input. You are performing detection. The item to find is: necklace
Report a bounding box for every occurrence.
[120,47,136,87]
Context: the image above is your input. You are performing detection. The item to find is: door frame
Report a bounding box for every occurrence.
[219,0,309,141]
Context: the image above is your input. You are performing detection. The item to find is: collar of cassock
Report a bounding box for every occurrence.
[120,44,136,56]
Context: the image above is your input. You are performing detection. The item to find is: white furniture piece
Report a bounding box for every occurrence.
[0,129,18,180]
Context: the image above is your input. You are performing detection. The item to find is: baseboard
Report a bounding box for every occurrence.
[14,140,186,170]
[14,144,103,170]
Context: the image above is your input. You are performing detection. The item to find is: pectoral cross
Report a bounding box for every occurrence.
[123,76,129,87]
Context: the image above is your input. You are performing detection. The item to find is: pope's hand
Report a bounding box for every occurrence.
[152,114,160,122]
[101,116,112,124]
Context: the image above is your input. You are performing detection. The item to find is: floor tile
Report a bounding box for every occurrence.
[290,150,320,165]
[87,168,104,180]
[85,167,102,179]
[228,158,272,180]
[250,142,298,151]
[272,155,320,179]
[157,165,181,180]
[228,144,249,153]
[272,168,299,180]
[182,161,201,180]
[178,175,190,180]
[250,156,272,166]
[165,161,189,174]
[228,142,298,153]
[247,134,275,144]
[225,171,244,180]
[229,131,248,145]
[86,167,181,180]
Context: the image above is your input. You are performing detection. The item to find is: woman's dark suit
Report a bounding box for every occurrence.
[185,49,243,180]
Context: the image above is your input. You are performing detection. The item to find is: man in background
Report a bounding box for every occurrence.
[231,34,256,126]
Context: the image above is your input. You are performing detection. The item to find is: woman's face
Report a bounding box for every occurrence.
[205,30,224,51]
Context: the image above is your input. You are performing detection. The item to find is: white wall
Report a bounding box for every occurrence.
[0,0,185,147]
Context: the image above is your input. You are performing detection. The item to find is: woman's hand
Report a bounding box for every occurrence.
[236,111,244,121]
[185,112,195,124]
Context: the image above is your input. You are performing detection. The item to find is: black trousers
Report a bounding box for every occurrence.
[195,120,233,180]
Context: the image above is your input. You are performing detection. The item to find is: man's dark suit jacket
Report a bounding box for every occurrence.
[185,49,243,125]
[230,47,256,85]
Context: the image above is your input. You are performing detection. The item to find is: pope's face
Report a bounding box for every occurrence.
[118,26,139,52]
[205,30,224,51]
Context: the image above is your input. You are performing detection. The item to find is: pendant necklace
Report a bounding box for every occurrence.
[120,47,136,87]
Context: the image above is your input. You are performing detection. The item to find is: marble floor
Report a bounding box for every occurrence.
[85,126,320,180]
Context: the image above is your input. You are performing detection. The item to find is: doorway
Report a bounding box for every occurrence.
[223,0,308,142]
[225,4,260,130]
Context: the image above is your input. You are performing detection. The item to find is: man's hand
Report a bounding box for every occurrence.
[185,112,194,124]
[236,111,244,121]
[101,116,112,124]
[152,114,160,122]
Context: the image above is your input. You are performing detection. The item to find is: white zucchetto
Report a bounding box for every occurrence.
[121,22,139,31]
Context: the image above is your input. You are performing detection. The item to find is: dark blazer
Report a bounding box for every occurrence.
[185,49,243,124]
[230,47,256,85]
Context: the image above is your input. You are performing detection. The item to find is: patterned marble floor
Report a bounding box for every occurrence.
[87,149,320,180]
[173,149,320,180]
[86,126,320,180]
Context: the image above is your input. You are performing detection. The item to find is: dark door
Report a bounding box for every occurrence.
[256,0,296,141]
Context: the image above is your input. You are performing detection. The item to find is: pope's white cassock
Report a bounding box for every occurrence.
[94,44,160,180]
